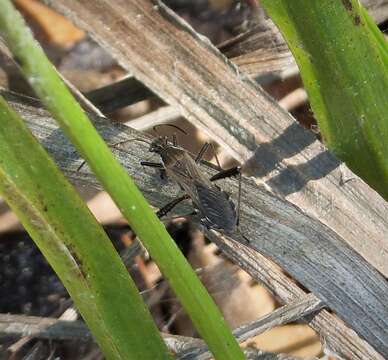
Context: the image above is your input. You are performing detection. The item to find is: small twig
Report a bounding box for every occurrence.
[6,304,77,356]
[1,314,92,342]
[177,293,324,360]
[0,39,104,117]
[0,313,314,360]
[57,70,105,117]
[234,293,324,343]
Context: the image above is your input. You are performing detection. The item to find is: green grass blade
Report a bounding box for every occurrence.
[261,0,388,199]
[0,96,171,359]
[360,6,388,64]
[0,1,245,359]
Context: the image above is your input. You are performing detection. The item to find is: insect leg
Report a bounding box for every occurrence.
[140,161,164,168]
[160,212,197,223]
[141,161,166,179]
[195,142,222,170]
[209,143,222,170]
[77,137,151,172]
[156,194,190,218]
[195,143,210,163]
[77,160,87,172]
[209,166,240,182]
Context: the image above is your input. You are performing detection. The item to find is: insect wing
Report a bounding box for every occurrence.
[195,182,237,233]
[158,146,237,232]
[164,149,210,196]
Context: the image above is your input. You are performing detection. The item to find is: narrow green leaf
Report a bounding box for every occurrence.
[0,96,171,359]
[0,1,245,359]
[261,0,388,199]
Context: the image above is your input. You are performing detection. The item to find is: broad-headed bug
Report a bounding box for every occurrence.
[141,134,242,235]
[77,125,243,236]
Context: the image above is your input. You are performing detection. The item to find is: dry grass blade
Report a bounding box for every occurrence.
[41,0,388,279]
[84,75,155,114]
[177,293,324,360]
[4,89,386,359]
[0,314,315,360]
[233,293,323,343]
[218,16,296,77]
[0,1,244,356]
[209,233,384,360]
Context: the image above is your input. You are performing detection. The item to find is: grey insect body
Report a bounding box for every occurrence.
[147,137,238,234]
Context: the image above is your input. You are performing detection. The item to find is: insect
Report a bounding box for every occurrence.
[76,125,243,236]
[141,134,242,235]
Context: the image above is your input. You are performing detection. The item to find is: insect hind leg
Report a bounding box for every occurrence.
[209,166,240,181]
[195,142,222,171]
[141,161,166,179]
[195,143,210,163]
[156,194,190,218]
[140,161,164,168]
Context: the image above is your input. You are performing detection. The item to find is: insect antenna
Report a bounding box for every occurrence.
[152,124,187,135]
[112,137,151,148]
[76,137,152,172]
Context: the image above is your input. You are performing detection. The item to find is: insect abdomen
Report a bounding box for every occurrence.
[195,183,237,233]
